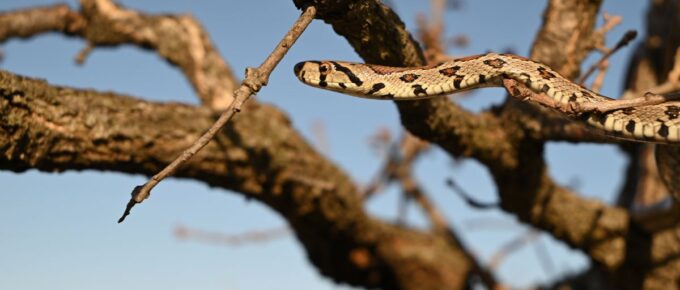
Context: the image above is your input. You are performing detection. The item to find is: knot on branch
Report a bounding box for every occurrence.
[243,67,267,93]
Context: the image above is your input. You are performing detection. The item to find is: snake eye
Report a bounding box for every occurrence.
[319,63,331,73]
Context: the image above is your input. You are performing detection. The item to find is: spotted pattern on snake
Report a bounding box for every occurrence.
[294,53,680,144]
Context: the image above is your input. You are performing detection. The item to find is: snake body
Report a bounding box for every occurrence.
[294,53,680,144]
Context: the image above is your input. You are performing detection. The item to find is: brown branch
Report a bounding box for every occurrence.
[488,230,540,270]
[617,15,680,224]
[627,51,680,232]
[487,0,637,270]
[395,158,447,231]
[296,0,635,272]
[7,0,680,288]
[74,42,94,65]
[361,128,394,196]
[297,0,629,287]
[0,4,85,40]
[362,133,429,198]
[595,13,623,47]
[0,2,485,288]
[0,67,480,290]
[360,131,449,231]
[0,1,237,110]
[360,131,491,289]
[118,6,317,223]
[360,132,500,289]
[591,59,609,93]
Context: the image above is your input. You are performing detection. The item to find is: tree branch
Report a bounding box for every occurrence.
[118,5,317,223]
[294,0,634,270]
[0,67,472,290]
[0,0,237,109]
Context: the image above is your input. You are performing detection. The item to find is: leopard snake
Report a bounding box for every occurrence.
[294,53,680,144]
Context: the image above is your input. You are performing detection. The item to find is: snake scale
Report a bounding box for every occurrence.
[294,53,680,144]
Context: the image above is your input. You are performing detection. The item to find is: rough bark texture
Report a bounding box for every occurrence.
[0,69,474,290]
[546,1,680,289]
[295,0,630,267]
[0,1,477,289]
[0,1,237,110]
[2,0,680,289]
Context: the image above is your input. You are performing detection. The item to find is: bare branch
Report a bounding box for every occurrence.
[446,178,499,210]
[0,4,85,40]
[0,1,238,110]
[8,0,680,288]
[0,67,479,290]
[119,6,317,223]
[488,230,540,270]
[362,133,429,199]
[591,59,609,93]
[578,30,637,85]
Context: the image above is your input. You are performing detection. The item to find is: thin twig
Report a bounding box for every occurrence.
[416,0,450,64]
[361,142,397,198]
[668,48,680,83]
[532,237,556,277]
[398,167,449,231]
[362,133,444,229]
[362,133,428,199]
[488,230,540,270]
[430,0,445,31]
[118,6,317,223]
[595,13,622,49]
[74,42,93,65]
[578,30,637,85]
[591,59,609,93]
[446,178,499,209]
[396,190,410,226]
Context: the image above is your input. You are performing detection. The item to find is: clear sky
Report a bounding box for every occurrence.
[0,1,646,289]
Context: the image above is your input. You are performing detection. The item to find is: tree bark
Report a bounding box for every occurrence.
[2,0,680,289]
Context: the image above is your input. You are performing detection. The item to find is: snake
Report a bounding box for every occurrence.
[293,53,680,144]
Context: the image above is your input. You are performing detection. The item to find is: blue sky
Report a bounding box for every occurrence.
[0,1,646,289]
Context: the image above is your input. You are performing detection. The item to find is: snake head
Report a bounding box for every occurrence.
[294,61,332,87]
[294,60,365,92]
